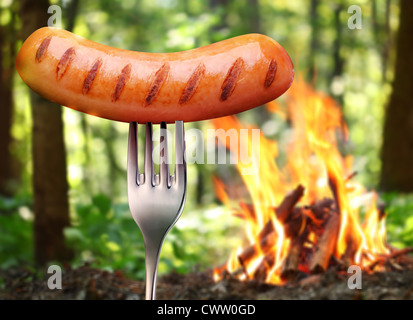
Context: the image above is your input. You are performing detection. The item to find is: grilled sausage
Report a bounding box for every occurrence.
[16,27,294,123]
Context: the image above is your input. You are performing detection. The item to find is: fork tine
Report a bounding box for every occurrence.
[159,122,170,187]
[144,122,155,186]
[127,122,139,187]
[174,121,186,186]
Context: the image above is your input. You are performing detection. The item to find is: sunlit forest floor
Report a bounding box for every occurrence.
[1,262,413,300]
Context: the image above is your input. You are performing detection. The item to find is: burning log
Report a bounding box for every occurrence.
[239,220,306,277]
[317,175,361,268]
[238,185,305,265]
[276,184,305,222]
[252,255,274,282]
[304,198,334,221]
[238,230,276,265]
[309,212,340,273]
[281,234,306,280]
[280,205,311,280]
[250,209,309,281]
[342,236,360,266]
[258,184,305,240]
[367,247,413,271]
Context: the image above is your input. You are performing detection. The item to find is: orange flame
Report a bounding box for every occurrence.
[212,77,389,284]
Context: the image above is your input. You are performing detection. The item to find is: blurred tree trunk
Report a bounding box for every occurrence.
[209,0,230,39]
[330,3,345,106]
[246,0,261,33]
[103,123,124,197]
[381,0,391,82]
[65,0,79,32]
[19,0,73,264]
[372,0,392,82]
[0,5,18,196]
[379,0,413,192]
[308,0,319,82]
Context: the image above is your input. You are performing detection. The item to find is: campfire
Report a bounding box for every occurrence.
[212,78,412,284]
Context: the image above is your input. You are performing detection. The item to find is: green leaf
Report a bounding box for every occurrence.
[171,241,185,260]
[92,194,112,215]
[405,216,413,231]
[64,227,86,244]
[106,241,121,252]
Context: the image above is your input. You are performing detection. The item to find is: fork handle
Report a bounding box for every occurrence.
[143,237,164,300]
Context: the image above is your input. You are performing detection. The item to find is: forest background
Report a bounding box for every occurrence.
[1,0,413,280]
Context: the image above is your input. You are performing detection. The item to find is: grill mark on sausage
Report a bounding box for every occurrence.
[220,57,244,101]
[145,63,170,106]
[56,47,76,80]
[35,36,52,63]
[112,63,132,102]
[82,58,102,95]
[179,63,205,104]
[264,58,277,88]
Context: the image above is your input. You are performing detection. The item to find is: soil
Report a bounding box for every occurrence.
[1,261,413,300]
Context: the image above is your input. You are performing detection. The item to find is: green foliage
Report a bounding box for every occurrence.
[65,193,146,278]
[381,193,413,248]
[0,191,241,278]
[0,196,33,268]
[65,193,240,279]
[160,206,243,275]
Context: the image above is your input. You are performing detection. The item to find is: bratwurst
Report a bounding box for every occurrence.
[16,27,294,123]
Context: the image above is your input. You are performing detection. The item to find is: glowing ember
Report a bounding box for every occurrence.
[212,77,390,285]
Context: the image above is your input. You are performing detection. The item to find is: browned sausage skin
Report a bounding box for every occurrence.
[16,27,294,123]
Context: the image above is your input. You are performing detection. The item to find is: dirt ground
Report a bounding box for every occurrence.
[1,261,413,300]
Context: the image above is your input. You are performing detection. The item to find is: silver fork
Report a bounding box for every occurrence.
[127,121,186,300]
